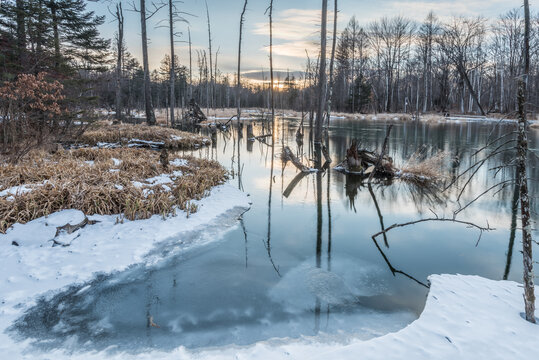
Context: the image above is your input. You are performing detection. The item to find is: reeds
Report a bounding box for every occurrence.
[400,150,449,183]
[79,123,210,150]
[0,148,226,233]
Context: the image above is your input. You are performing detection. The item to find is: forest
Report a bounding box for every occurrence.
[1,1,539,119]
[0,1,538,359]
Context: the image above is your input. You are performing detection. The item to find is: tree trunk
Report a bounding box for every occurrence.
[269,0,275,124]
[518,0,535,324]
[315,0,328,144]
[16,0,26,68]
[326,0,337,127]
[140,0,156,125]
[457,64,486,116]
[115,3,124,121]
[50,1,60,70]
[168,0,175,127]
[237,0,248,123]
[188,27,193,101]
[205,1,214,109]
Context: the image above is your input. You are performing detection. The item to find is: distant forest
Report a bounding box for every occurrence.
[0,1,538,116]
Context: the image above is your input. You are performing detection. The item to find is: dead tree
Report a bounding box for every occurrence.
[168,0,176,127]
[112,3,124,121]
[438,17,487,116]
[205,0,214,109]
[132,0,164,125]
[266,0,275,124]
[315,0,328,144]
[237,0,248,124]
[188,27,193,100]
[282,146,314,173]
[160,0,189,127]
[326,0,338,128]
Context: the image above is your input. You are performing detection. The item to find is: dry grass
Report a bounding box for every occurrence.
[0,148,226,233]
[400,150,450,183]
[531,122,539,129]
[79,123,210,150]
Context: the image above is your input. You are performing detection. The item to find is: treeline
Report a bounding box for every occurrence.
[0,2,537,118]
[330,11,539,115]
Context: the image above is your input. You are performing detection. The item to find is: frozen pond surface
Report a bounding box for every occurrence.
[9,118,539,355]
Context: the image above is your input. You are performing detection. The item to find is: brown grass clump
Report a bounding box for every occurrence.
[400,150,450,183]
[0,148,227,233]
[79,123,210,150]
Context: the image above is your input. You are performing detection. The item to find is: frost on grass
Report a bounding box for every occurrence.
[79,123,210,150]
[0,148,227,233]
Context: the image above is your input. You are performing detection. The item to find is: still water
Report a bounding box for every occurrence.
[11,118,539,354]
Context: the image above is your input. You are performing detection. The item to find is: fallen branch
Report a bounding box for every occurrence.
[282,146,316,173]
[372,217,494,247]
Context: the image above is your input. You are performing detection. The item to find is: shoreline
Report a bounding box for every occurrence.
[0,184,251,358]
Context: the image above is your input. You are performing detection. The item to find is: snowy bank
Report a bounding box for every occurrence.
[0,184,250,357]
[2,269,538,359]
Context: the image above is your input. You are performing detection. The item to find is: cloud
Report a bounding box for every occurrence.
[253,8,336,60]
[253,9,326,41]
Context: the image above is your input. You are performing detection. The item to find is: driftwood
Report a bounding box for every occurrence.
[335,139,395,177]
[282,146,315,173]
[183,99,207,124]
[160,148,169,170]
[52,216,99,246]
[322,145,331,163]
[368,125,393,183]
[246,123,255,140]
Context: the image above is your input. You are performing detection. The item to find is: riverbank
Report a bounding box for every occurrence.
[0,183,251,358]
[0,148,226,233]
[167,107,537,125]
[1,272,535,359]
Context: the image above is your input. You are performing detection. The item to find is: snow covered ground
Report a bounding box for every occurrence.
[0,184,251,358]
[1,185,537,359]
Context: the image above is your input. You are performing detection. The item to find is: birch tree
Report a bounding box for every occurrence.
[518,0,535,324]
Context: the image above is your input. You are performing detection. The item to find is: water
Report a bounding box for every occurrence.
[10,118,539,355]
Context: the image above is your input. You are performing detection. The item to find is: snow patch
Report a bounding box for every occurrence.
[0,184,250,358]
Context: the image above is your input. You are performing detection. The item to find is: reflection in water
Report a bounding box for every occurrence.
[265,124,281,277]
[9,118,538,355]
[504,170,520,280]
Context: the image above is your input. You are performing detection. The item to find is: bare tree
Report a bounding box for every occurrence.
[267,0,275,124]
[439,17,487,115]
[111,2,124,121]
[132,0,164,125]
[237,0,248,123]
[518,0,535,324]
[168,0,175,126]
[205,0,214,109]
[326,0,338,127]
[188,26,193,100]
[418,12,438,113]
[369,16,414,112]
[315,0,328,144]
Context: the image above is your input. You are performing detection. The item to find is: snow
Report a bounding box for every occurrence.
[1,270,536,359]
[170,158,188,167]
[131,169,185,190]
[0,181,49,199]
[0,184,36,197]
[0,184,251,358]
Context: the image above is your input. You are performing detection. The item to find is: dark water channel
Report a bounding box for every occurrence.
[10,118,539,354]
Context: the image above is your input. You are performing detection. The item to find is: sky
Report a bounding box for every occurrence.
[87,0,532,80]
